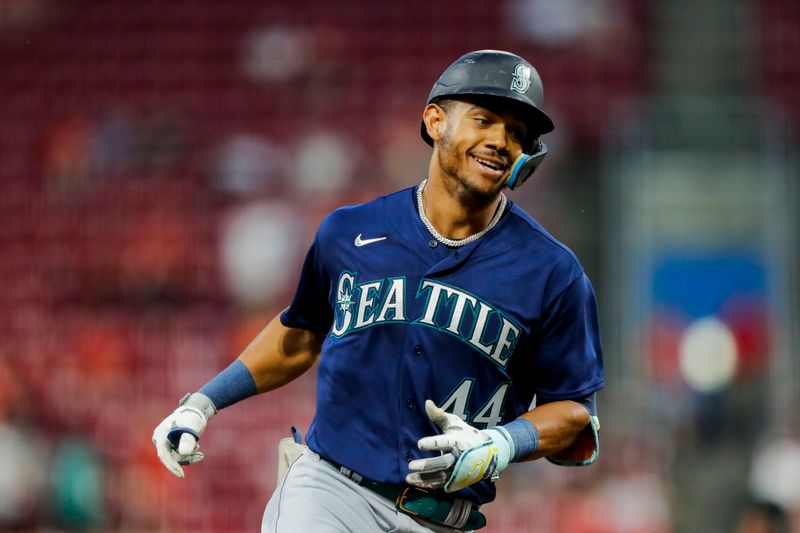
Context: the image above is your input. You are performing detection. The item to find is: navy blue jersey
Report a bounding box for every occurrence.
[281,184,604,505]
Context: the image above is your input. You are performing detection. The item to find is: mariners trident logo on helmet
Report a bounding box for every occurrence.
[510,64,531,94]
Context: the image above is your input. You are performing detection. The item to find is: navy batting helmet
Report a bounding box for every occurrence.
[421,50,554,190]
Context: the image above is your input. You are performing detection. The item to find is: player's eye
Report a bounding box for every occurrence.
[507,124,527,145]
[474,116,491,127]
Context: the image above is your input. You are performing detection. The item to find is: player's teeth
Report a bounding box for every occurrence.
[475,157,501,170]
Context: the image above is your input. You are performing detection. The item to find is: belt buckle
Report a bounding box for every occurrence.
[396,486,428,516]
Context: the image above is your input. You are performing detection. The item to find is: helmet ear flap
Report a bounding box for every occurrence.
[506,140,548,190]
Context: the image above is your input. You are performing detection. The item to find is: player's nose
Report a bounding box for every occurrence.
[483,124,513,155]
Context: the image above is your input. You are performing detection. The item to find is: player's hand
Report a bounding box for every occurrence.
[151,393,215,478]
[406,399,513,493]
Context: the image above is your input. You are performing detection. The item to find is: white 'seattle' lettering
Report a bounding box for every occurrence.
[332,272,521,368]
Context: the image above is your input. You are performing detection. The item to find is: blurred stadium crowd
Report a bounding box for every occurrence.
[0,0,798,531]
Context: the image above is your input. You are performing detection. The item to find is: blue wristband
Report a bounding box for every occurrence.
[503,418,539,462]
[199,359,258,411]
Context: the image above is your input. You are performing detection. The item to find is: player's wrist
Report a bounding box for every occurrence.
[197,359,258,411]
[480,427,514,476]
[497,418,538,462]
[180,392,217,420]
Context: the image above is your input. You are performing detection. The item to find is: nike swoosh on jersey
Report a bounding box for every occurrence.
[354,234,388,247]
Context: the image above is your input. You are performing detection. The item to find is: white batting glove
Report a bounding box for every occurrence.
[406,400,514,493]
[152,393,217,478]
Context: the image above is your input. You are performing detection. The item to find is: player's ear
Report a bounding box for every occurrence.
[423,103,447,143]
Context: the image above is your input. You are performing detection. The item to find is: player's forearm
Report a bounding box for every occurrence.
[518,400,590,460]
[190,315,322,414]
[238,314,323,393]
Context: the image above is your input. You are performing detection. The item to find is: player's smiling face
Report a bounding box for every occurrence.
[426,96,527,204]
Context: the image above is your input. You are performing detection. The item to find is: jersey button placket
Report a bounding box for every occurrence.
[414,345,423,356]
[406,399,415,410]
[428,239,438,248]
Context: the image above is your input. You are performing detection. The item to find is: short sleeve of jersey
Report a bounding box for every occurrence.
[533,272,604,399]
[280,232,333,333]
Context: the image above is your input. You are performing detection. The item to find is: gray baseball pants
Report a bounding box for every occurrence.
[262,448,465,533]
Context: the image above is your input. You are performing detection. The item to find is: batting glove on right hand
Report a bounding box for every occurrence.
[406,400,514,493]
[152,393,216,478]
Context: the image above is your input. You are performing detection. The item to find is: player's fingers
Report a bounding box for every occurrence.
[178,432,198,455]
[156,438,185,478]
[167,426,200,449]
[424,400,452,429]
[417,435,460,452]
[177,451,204,466]
[425,402,466,429]
[406,471,448,489]
[408,454,455,473]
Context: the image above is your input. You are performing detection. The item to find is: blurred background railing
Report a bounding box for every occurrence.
[0,0,797,531]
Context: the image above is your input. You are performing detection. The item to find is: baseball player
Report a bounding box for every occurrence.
[153,50,604,532]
